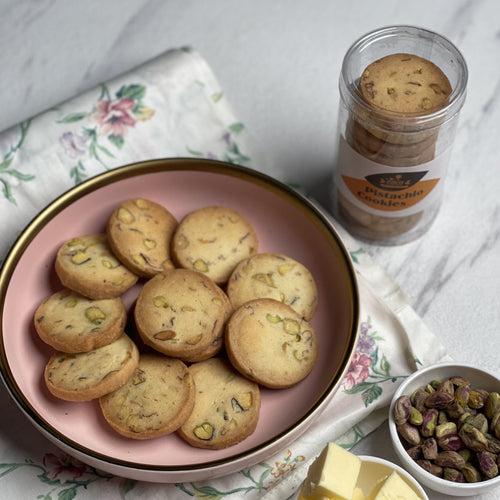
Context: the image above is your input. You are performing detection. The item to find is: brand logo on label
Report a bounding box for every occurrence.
[365,171,428,191]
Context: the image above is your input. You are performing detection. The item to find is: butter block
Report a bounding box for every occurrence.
[352,486,366,500]
[369,471,420,500]
[302,443,361,500]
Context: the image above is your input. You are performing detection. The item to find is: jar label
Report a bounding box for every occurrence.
[336,136,450,218]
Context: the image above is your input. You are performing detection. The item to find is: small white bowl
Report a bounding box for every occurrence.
[389,363,500,497]
[293,455,428,499]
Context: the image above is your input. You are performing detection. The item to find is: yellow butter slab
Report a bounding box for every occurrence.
[302,443,361,499]
[369,471,421,500]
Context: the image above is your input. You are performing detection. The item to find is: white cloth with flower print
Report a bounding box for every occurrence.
[0,48,450,500]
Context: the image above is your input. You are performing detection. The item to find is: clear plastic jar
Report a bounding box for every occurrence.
[332,26,468,245]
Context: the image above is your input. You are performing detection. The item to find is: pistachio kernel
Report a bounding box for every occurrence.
[185,334,203,345]
[266,313,282,324]
[132,254,146,266]
[153,295,168,308]
[293,349,309,361]
[117,207,135,224]
[277,263,295,275]
[84,307,106,325]
[65,297,78,308]
[283,318,300,335]
[71,251,90,265]
[153,330,176,341]
[134,199,149,209]
[143,239,157,249]
[238,392,253,410]
[252,273,275,288]
[67,238,84,247]
[193,259,209,273]
[101,257,119,269]
[193,422,214,440]
[181,305,196,312]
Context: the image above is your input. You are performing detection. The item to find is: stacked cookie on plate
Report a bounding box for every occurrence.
[34,198,318,449]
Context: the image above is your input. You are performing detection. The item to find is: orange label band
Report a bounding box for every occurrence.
[342,176,440,212]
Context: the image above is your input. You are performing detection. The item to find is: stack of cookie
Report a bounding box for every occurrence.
[34,198,318,449]
[339,53,452,240]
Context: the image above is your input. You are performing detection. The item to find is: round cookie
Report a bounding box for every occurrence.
[34,289,126,353]
[55,234,138,299]
[178,358,260,449]
[172,206,258,284]
[226,299,318,389]
[107,198,178,278]
[99,354,194,440]
[134,269,231,362]
[227,253,318,320]
[348,118,437,158]
[44,334,139,402]
[360,53,452,115]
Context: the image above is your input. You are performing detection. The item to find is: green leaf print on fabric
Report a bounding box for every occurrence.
[69,161,87,184]
[57,112,88,124]
[342,317,406,407]
[108,134,124,149]
[0,120,35,204]
[228,122,244,135]
[57,83,155,184]
[337,424,365,449]
[349,248,365,264]
[116,84,145,101]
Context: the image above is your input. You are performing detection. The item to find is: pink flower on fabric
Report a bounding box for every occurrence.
[42,453,88,483]
[341,352,372,390]
[59,132,87,158]
[95,98,136,136]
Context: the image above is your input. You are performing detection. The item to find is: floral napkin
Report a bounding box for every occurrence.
[0,48,449,500]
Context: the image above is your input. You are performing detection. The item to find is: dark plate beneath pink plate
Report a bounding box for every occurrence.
[0,159,358,482]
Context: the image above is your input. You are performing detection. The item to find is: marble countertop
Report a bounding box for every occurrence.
[1,0,499,498]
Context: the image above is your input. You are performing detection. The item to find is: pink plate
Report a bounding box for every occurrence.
[0,159,359,482]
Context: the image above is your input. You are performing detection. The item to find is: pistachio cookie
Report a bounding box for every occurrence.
[107,198,177,278]
[178,358,260,449]
[226,299,318,389]
[55,234,138,299]
[134,269,231,362]
[227,253,318,320]
[34,290,126,353]
[360,53,452,115]
[99,354,194,440]
[172,206,258,284]
[44,334,139,402]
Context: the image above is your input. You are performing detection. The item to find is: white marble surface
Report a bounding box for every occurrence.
[1,0,499,498]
